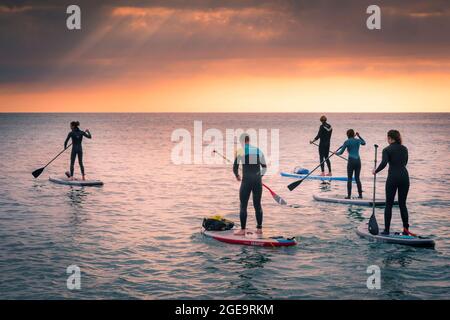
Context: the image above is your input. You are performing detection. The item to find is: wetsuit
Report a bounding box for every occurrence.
[233,145,267,229]
[64,128,92,177]
[336,136,366,198]
[375,143,409,232]
[313,122,332,173]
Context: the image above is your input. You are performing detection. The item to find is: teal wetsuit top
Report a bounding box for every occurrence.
[233,144,267,179]
[336,136,366,159]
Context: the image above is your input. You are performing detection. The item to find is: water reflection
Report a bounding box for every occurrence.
[231,248,272,297]
[236,247,272,269]
[347,207,365,221]
[66,187,89,209]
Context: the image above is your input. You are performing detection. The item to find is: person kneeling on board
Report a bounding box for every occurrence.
[233,134,267,236]
[64,121,92,181]
[373,130,415,236]
[336,129,366,199]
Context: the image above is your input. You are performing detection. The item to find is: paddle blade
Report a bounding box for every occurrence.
[287,179,303,191]
[263,184,287,206]
[32,167,44,178]
[272,193,287,206]
[368,213,379,235]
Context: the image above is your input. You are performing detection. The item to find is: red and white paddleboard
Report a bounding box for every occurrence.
[202,229,297,247]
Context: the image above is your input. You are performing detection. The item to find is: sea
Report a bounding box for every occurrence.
[0,113,448,299]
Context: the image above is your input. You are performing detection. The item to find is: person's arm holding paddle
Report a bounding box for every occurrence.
[309,127,322,144]
[356,132,366,145]
[372,149,388,175]
[83,129,92,139]
[64,132,71,149]
[259,150,267,177]
[335,141,347,156]
[233,152,241,182]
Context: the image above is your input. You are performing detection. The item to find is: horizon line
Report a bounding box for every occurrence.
[1,111,449,114]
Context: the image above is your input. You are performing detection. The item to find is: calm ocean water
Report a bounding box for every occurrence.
[0,113,448,299]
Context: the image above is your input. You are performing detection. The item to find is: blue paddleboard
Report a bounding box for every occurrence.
[280,172,351,182]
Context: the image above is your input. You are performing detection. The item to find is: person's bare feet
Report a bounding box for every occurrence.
[234,229,246,236]
[69,176,74,181]
[82,175,86,181]
[320,172,326,176]
[326,172,332,176]
[256,228,263,235]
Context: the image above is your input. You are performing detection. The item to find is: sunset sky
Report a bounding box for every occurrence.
[1,0,449,112]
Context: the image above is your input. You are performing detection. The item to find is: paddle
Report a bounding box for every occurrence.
[213,149,288,206]
[32,143,72,178]
[287,146,342,191]
[368,144,379,235]
[311,141,348,161]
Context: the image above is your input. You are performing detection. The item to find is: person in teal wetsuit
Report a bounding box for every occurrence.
[233,134,267,236]
[336,129,366,199]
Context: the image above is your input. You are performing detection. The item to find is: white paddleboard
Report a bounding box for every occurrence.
[49,176,104,187]
[202,229,297,247]
[280,172,350,181]
[313,194,398,207]
[356,224,435,248]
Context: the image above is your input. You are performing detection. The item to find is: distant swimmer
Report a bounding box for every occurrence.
[233,133,267,236]
[310,115,332,176]
[336,129,366,199]
[64,121,91,181]
[373,130,415,236]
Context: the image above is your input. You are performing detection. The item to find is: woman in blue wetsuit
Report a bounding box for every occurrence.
[336,129,366,199]
[373,130,414,236]
[64,121,91,181]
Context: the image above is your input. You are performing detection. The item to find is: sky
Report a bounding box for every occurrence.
[0,0,449,112]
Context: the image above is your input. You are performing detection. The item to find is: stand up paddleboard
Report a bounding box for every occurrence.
[202,229,297,247]
[49,176,104,187]
[313,194,398,207]
[356,225,435,248]
[280,172,351,182]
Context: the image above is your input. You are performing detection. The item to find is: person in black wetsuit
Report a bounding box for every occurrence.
[64,121,92,181]
[233,134,267,236]
[310,115,332,176]
[373,130,415,236]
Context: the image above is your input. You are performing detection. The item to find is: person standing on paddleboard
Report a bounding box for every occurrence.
[373,130,415,236]
[233,133,267,236]
[336,129,366,199]
[310,115,333,176]
[64,121,91,181]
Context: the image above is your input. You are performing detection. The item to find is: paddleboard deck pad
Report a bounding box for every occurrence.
[280,172,351,181]
[49,176,104,186]
[313,194,398,207]
[356,225,435,248]
[202,229,297,247]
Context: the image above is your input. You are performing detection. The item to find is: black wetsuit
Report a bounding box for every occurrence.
[313,122,332,173]
[64,128,92,177]
[233,145,267,229]
[375,143,409,232]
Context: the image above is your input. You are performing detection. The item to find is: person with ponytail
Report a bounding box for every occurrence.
[64,121,92,181]
[336,129,366,199]
[373,130,414,236]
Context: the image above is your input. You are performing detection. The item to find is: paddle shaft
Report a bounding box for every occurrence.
[43,143,72,170]
[288,146,342,191]
[372,144,379,215]
[312,141,347,161]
